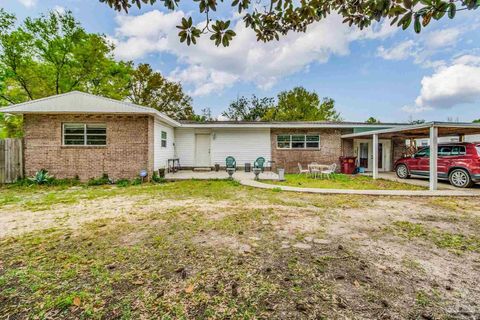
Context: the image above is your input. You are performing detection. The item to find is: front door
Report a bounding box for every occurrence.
[195,134,211,167]
[359,142,369,168]
[354,139,391,171]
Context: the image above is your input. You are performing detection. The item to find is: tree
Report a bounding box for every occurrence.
[264,87,341,121]
[128,64,194,120]
[473,119,480,123]
[222,95,274,121]
[409,119,426,124]
[191,108,215,122]
[0,10,133,136]
[100,0,477,47]
[366,117,380,123]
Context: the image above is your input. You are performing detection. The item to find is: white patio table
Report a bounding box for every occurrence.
[308,163,330,179]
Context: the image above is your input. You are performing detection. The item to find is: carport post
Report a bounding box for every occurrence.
[372,134,379,179]
[429,126,438,191]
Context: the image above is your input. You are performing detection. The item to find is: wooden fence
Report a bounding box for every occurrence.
[0,138,23,183]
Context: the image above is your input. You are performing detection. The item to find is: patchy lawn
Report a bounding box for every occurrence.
[265,173,426,190]
[1,180,479,319]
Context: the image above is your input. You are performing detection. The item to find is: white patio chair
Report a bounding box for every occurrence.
[321,163,337,180]
[298,163,310,176]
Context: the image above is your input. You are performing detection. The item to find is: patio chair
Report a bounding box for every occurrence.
[254,157,266,172]
[321,163,337,180]
[298,163,310,176]
[225,156,236,171]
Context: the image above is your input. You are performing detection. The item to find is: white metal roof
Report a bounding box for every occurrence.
[341,122,480,139]
[0,91,181,127]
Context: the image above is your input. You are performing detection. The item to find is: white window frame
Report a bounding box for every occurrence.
[62,123,107,146]
[161,131,167,148]
[276,134,320,150]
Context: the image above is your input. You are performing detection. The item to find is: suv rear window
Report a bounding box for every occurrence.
[450,146,466,156]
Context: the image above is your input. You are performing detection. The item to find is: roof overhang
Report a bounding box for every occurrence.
[341,122,480,139]
[1,91,181,127]
[179,123,405,129]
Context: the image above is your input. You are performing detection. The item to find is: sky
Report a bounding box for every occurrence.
[1,0,480,122]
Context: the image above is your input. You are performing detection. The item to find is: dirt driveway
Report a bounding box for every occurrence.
[1,180,479,319]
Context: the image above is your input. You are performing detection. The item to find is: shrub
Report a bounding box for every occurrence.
[151,171,165,183]
[131,177,142,185]
[29,169,53,185]
[115,179,131,187]
[47,178,80,186]
[87,173,111,186]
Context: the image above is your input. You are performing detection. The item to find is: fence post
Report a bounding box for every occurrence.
[0,138,24,184]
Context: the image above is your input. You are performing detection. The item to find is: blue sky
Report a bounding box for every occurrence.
[2,0,480,122]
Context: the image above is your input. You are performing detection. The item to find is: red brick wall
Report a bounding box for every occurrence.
[271,128,353,173]
[23,114,154,181]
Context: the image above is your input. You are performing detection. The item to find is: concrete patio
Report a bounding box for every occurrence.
[165,170,279,181]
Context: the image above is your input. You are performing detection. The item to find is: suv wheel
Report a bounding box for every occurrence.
[449,169,473,188]
[396,164,410,179]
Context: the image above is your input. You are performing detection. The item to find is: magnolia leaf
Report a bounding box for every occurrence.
[448,3,456,18]
[422,13,432,26]
[185,284,194,293]
[414,15,421,33]
[73,296,81,307]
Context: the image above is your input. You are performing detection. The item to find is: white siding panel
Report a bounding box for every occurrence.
[154,120,174,170]
[174,128,196,167]
[211,128,271,166]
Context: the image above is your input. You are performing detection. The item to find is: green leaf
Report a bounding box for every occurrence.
[448,3,456,19]
[398,12,412,29]
[414,14,421,33]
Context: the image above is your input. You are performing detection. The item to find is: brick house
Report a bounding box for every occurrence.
[2,91,407,181]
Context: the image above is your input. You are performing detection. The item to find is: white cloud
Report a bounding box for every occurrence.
[53,5,66,15]
[376,27,463,64]
[424,28,462,49]
[112,10,396,96]
[17,0,37,7]
[405,55,480,113]
[377,40,415,60]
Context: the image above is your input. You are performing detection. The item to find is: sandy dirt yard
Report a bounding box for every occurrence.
[0,180,479,319]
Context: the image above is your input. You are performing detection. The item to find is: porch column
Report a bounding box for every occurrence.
[429,126,438,191]
[372,134,379,179]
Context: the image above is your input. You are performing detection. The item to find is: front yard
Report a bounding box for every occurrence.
[265,173,426,190]
[1,181,479,319]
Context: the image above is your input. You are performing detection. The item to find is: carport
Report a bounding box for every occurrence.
[342,122,480,190]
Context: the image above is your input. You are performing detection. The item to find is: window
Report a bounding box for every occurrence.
[476,145,480,156]
[450,146,466,156]
[276,134,320,149]
[161,131,167,148]
[277,135,291,149]
[63,123,106,146]
[291,135,305,148]
[415,147,429,157]
[438,146,452,156]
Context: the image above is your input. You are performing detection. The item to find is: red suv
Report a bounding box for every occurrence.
[394,142,480,188]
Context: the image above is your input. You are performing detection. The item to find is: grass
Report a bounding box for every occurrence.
[390,220,480,253]
[1,180,479,318]
[265,174,426,190]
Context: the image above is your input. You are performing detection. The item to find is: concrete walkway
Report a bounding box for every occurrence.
[166,170,479,197]
[165,170,279,181]
[238,179,479,197]
[360,172,471,191]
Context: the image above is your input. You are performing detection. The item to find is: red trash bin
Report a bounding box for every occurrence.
[339,156,357,174]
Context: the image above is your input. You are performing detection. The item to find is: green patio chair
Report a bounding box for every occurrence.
[225,156,236,171]
[254,157,266,172]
